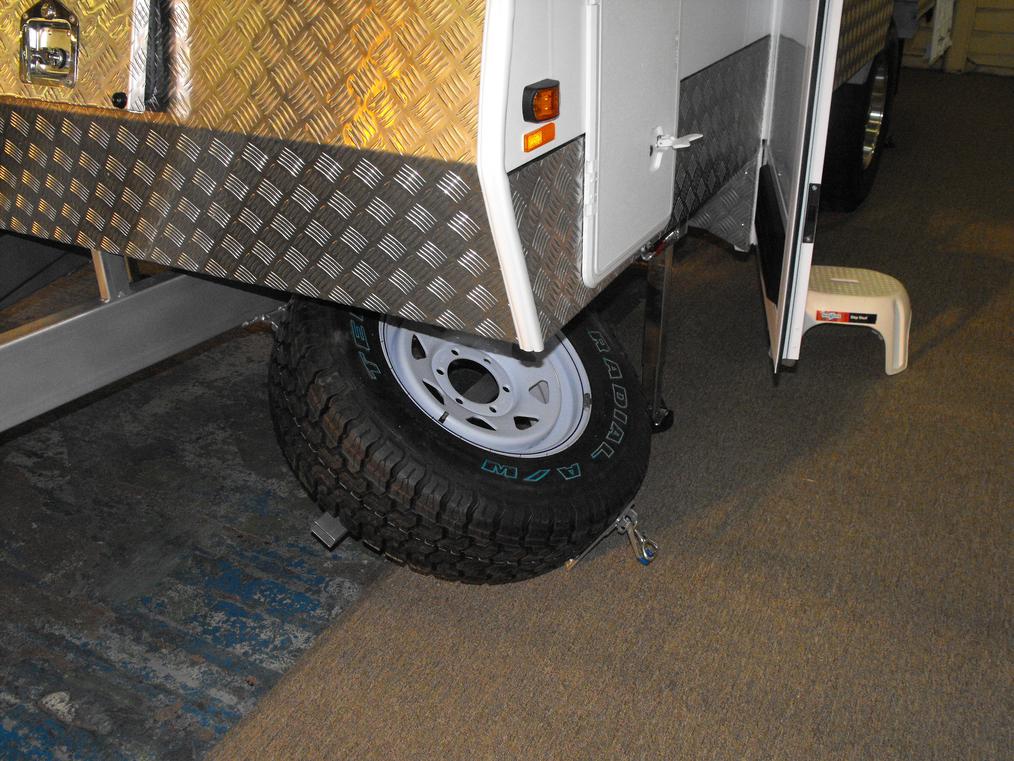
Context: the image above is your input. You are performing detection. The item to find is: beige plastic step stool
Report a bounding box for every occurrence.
[804,266,911,375]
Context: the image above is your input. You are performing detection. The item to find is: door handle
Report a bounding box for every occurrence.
[650,131,703,171]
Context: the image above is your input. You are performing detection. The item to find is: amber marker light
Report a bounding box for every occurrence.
[524,122,556,152]
[522,79,560,122]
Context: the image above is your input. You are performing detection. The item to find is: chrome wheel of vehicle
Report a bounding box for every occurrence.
[822,28,899,212]
[862,59,890,171]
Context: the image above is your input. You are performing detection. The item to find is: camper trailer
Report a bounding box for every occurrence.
[0,1,940,582]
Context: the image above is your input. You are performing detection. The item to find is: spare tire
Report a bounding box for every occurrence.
[269,298,652,584]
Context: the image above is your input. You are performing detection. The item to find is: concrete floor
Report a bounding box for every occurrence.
[1,68,1011,760]
[0,281,386,758]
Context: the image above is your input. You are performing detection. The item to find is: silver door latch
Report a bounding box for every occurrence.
[651,132,704,155]
[565,505,658,570]
[20,0,78,88]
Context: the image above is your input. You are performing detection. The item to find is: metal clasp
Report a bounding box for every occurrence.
[650,131,702,171]
[565,505,658,570]
[653,132,704,154]
[625,519,659,566]
[20,0,79,88]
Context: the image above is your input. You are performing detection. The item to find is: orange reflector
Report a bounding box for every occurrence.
[522,79,561,123]
[524,122,556,153]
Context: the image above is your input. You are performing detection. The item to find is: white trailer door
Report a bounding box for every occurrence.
[758,0,843,370]
[581,0,681,287]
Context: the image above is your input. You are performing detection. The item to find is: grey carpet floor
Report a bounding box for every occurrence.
[208,69,1012,761]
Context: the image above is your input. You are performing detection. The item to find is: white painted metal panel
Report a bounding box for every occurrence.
[478,0,545,353]
[581,0,681,288]
[505,0,586,172]
[679,0,775,77]
[760,0,845,368]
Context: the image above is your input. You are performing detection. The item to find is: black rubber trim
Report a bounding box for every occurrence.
[755,163,786,308]
[144,0,171,112]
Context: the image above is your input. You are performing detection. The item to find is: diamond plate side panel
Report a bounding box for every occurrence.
[509,138,615,337]
[672,37,770,232]
[0,0,136,109]
[0,0,485,164]
[0,101,518,341]
[175,0,486,163]
[836,0,893,87]
[688,158,758,253]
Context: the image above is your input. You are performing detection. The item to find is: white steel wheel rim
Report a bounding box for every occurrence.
[380,320,592,458]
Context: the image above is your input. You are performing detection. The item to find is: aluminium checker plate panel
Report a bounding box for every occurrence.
[672,37,770,236]
[673,1,896,246]
[0,0,488,163]
[0,1,533,342]
[0,102,519,341]
[509,136,620,339]
[0,0,606,346]
[687,157,759,253]
[836,0,894,86]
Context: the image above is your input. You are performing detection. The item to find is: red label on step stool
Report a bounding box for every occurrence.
[816,310,878,325]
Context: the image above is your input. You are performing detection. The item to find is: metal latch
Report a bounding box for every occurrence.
[20,0,78,88]
[653,133,704,153]
[650,131,703,170]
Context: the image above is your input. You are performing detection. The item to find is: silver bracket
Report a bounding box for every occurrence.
[243,303,288,332]
[92,249,132,302]
[565,505,658,570]
[311,512,349,551]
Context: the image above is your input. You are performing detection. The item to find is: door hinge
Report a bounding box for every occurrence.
[802,183,821,243]
[584,159,599,216]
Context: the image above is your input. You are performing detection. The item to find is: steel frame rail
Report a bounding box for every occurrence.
[0,250,283,434]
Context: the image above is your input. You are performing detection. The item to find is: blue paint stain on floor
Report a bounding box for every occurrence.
[0,297,387,761]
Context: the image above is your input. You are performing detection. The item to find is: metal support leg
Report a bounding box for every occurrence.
[91,249,133,303]
[641,234,678,434]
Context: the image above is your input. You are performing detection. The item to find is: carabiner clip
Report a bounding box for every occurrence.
[627,525,658,566]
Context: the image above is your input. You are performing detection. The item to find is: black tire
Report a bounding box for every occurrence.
[821,28,899,212]
[269,298,652,584]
